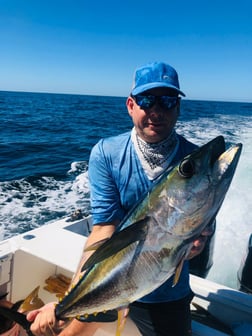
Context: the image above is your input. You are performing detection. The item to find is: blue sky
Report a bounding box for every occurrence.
[0,0,251,101]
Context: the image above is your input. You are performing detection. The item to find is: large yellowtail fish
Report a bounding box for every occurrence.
[55,136,242,322]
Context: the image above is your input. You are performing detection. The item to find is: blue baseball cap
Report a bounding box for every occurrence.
[131,62,185,97]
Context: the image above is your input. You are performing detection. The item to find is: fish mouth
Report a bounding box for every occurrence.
[198,135,242,168]
[198,135,226,166]
[205,136,242,179]
[209,136,226,165]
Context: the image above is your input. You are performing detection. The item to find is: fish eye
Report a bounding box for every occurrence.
[178,158,195,178]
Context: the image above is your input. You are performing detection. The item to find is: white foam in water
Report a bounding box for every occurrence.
[0,168,91,239]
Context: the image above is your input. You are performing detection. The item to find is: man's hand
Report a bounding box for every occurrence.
[26,302,67,336]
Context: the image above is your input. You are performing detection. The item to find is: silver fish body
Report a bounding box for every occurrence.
[55,136,242,320]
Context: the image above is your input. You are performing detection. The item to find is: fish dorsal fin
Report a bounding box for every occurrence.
[81,217,149,272]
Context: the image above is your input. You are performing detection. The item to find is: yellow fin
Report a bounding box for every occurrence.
[19,286,44,312]
[116,307,129,336]
[173,254,186,287]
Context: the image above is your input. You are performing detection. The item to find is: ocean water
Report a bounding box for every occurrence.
[0,90,251,289]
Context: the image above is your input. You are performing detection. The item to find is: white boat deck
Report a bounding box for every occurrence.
[0,216,252,336]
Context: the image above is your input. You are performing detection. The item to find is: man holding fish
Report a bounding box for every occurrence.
[27,62,217,336]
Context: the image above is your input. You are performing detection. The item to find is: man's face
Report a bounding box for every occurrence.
[126,88,180,143]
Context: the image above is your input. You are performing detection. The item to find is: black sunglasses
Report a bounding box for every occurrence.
[132,95,179,110]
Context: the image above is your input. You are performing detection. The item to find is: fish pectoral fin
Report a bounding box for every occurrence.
[81,217,149,271]
[173,253,186,287]
[76,309,118,322]
[116,307,129,336]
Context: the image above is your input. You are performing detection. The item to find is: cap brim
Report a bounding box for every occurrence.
[131,82,185,97]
